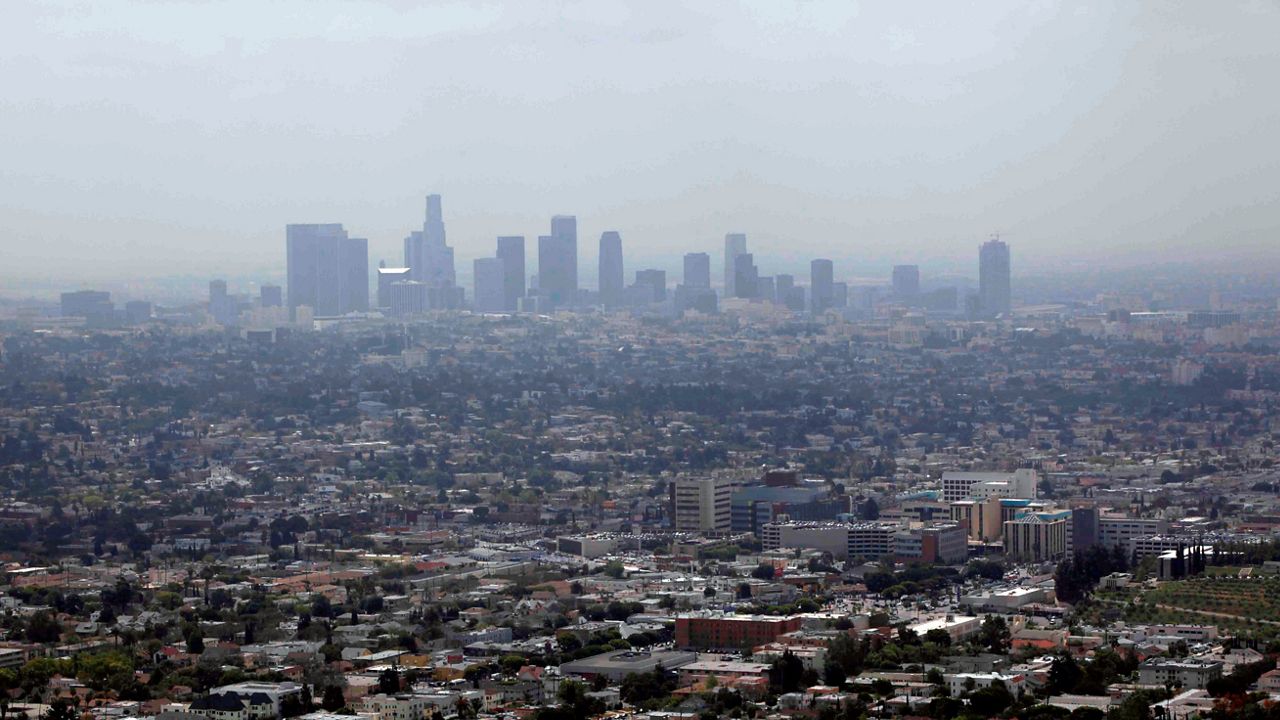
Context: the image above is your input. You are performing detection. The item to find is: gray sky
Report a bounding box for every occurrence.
[3,1,1278,287]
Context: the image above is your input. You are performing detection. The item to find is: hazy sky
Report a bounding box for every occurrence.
[3,1,1278,288]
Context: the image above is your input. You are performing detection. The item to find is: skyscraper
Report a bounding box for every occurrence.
[598,231,624,309]
[496,236,526,311]
[733,253,758,299]
[403,194,458,307]
[978,237,1012,318]
[892,265,920,301]
[775,274,795,303]
[683,252,711,288]
[724,233,747,297]
[376,266,411,309]
[260,285,283,308]
[209,279,237,325]
[538,215,578,309]
[473,257,506,313]
[635,269,667,303]
[286,223,369,317]
[811,259,834,315]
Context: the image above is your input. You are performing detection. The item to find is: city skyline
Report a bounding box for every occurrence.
[3,3,1279,285]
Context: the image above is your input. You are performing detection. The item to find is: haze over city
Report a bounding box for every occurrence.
[3,1,1279,291]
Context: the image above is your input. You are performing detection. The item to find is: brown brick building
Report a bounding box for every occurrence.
[674,615,803,650]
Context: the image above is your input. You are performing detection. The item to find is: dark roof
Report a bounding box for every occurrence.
[191,693,247,712]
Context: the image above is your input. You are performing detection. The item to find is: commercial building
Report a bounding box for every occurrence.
[60,290,113,319]
[950,497,1003,542]
[672,477,733,534]
[683,252,711,289]
[1098,516,1166,554]
[403,194,458,306]
[560,649,698,682]
[472,258,507,313]
[376,267,411,310]
[634,269,667,304]
[942,469,1038,504]
[978,237,1011,318]
[811,259,834,315]
[1003,509,1070,562]
[496,236,526,311]
[894,523,969,564]
[1137,658,1223,689]
[724,233,747,297]
[538,215,578,309]
[286,223,369,317]
[733,253,759,299]
[674,614,803,650]
[892,265,920,301]
[598,231,624,309]
[760,521,899,562]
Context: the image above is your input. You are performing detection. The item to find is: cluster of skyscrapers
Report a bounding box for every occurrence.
[279,194,1014,321]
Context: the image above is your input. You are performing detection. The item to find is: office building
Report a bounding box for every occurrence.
[895,523,969,564]
[683,252,711,289]
[598,231,624,308]
[671,477,733,534]
[60,290,113,320]
[388,281,428,317]
[674,285,718,314]
[634,269,666,303]
[1138,658,1223,689]
[832,281,848,309]
[942,469,1038,503]
[403,194,458,309]
[811,259,834,314]
[892,265,921,301]
[733,253,758,299]
[473,257,506,313]
[124,300,153,325]
[538,215,578,309]
[376,266,411,309]
[496,236,526,311]
[775,274,794,304]
[286,223,369,317]
[950,497,1004,542]
[675,615,802,651]
[260,285,283,308]
[209,279,238,325]
[978,237,1011,318]
[757,276,776,304]
[1098,516,1166,553]
[724,233,747,296]
[1003,510,1070,562]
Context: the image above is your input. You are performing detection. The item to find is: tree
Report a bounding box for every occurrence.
[978,615,1011,654]
[1047,653,1083,695]
[41,700,78,720]
[26,612,61,644]
[751,563,776,581]
[377,668,400,694]
[768,651,805,693]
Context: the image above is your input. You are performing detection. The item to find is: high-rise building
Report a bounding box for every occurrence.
[403,194,458,308]
[892,265,921,301]
[209,279,238,325]
[598,231,624,309]
[286,224,369,317]
[634,269,667,303]
[724,233,747,297]
[472,257,506,313]
[680,251,711,286]
[260,285,283,308]
[124,300,153,325]
[538,215,578,309]
[733,253,758,299]
[671,477,733,534]
[496,236,526,311]
[775,274,794,302]
[376,267,411,309]
[757,276,776,304]
[388,281,428,317]
[811,259,834,315]
[978,237,1011,318]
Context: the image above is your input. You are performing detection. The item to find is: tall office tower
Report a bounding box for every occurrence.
[125,300,153,325]
[892,265,921,301]
[260,285,283,308]
[683,252,711,288]
[472,258,506,313]
[811,259,834,315]
[286,223,370,317]
[538,215,578,309]
[598,231,625,309]
[209,279,238,325]
[724,233,747,296]
[733,253,758,299]
[376,266,411,309]
[671,477,733,534]
[60,290,113,318]
[388,281,428,317]
[775,274,795,302]
[496,236,526,311]
[758,276,776,304]
[635,269,667,303]
[978,236,1012,318]
[784,286,807,312]
[402,194,458,307]
[832,282,848,309]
